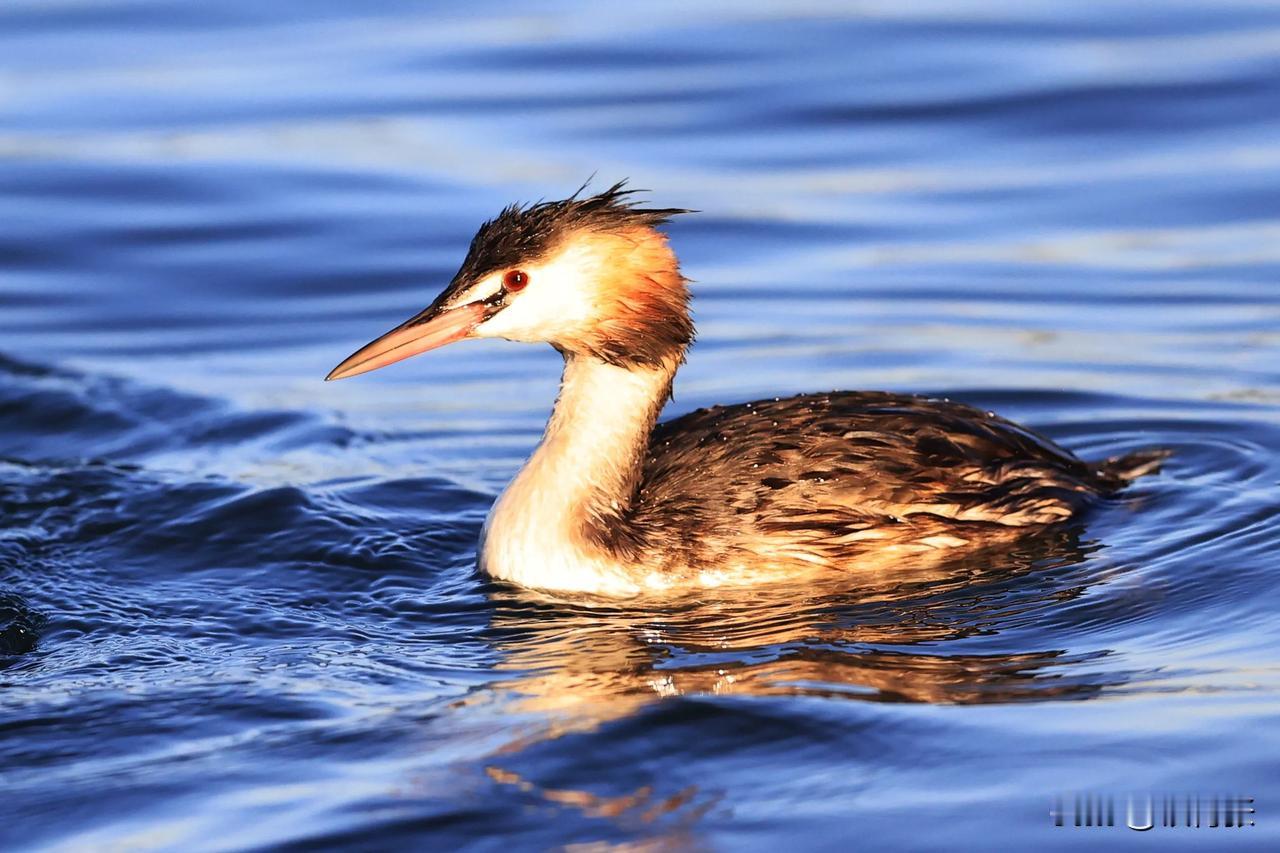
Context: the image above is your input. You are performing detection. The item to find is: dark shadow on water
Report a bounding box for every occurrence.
[0,592,44,663]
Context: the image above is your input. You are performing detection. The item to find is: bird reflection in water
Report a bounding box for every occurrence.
[472,525,1128,828]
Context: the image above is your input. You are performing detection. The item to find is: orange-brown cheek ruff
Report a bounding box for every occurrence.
[567,229,693,369]
[326,301,489,381]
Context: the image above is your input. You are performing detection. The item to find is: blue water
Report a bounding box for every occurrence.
[3,2,1280,849]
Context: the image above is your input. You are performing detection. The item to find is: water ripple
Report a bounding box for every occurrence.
[4,1,1280,849]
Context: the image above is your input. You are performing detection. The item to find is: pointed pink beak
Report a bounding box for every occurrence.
[325,301,489,381]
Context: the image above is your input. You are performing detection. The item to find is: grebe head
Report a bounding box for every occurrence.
[326,182,693,381]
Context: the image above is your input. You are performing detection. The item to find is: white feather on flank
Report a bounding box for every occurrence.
[479,355,677,596]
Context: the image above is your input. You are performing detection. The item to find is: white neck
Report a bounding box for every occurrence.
[479,354,677,595]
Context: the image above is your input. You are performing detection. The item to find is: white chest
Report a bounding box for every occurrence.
[478,491,642,596]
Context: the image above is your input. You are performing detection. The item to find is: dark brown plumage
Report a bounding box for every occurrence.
[584,391,1168,578]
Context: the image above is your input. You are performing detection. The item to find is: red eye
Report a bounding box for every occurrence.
[503,270,529,292]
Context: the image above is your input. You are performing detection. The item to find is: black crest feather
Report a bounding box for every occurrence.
[453,180,691,286]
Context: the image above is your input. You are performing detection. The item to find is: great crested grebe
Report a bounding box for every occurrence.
[327,183,1166,596]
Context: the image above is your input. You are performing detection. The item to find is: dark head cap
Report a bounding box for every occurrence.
[453,180,691,288]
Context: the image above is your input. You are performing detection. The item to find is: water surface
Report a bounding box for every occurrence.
[3,1,1280,849]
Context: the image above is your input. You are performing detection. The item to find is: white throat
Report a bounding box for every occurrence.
[479,354,676,595]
